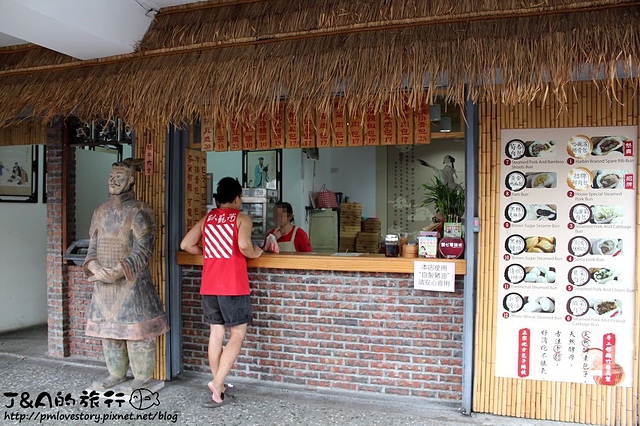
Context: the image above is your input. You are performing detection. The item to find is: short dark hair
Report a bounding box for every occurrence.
[216,177,242,204]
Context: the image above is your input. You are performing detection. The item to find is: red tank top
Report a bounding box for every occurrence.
[201,208,250,296]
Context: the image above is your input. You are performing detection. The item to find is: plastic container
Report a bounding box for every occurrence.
[385,234,399,257]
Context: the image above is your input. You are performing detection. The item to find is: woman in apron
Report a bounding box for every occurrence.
[264,202,312,252]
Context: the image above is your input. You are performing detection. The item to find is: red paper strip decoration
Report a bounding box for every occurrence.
[214,119,228,152]
[201,114,214,151]
[229,119,242,151]
[257,113,271,150]
[332,99,347,147]
[347,107,363,146]
[286,106,300,148]
[364,105,380,146]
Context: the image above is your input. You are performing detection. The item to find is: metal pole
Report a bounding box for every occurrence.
[461,92,479,415]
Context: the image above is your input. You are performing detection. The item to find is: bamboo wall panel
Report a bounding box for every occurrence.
[134,126,168,381]
[474,80,640,425]
[0,122,47,146]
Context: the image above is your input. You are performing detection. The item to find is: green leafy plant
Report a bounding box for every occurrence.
[421,177,465,222]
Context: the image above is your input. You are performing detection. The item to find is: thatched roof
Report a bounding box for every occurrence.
[0,0,638,129]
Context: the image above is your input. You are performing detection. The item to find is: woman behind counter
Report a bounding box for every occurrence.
[265,202,312,253]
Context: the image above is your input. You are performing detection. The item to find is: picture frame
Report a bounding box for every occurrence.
[242,149,282,201]
[0,145,38,203]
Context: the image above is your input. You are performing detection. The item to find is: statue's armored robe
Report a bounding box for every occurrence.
[84,191,169,340]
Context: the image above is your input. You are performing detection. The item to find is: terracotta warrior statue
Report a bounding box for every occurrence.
[84,158,169,390]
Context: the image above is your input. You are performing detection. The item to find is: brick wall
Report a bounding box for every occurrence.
[181,267,464,401]
[46,120,75,357]
[67,265,103,359]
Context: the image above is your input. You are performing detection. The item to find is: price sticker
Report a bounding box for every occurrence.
[568,266,590,286]
[505,171,527,192]
[505,235,526,255]
[505,264,526,284]
[567,168,592,191]
[505,202,526,223]
[568,236,591,257]
[569,203,592,224]
[505,139,526,160]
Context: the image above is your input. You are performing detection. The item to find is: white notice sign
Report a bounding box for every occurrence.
[414,261,455,292]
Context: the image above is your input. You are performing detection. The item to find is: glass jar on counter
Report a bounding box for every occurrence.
[384,234,399,257]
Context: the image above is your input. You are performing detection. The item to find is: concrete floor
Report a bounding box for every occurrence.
[0,325,582,426]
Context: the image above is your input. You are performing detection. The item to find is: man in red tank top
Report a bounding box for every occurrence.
[181,177,263,407]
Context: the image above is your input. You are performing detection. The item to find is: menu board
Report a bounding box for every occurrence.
[495,126,637,387]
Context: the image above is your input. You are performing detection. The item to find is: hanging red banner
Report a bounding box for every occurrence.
[397,98,414,145]
[347,107,363,146]
[332,99,347,147]
[214,120,228,152]
[271,104,285,149]
[317,110,330,148]
[364,105,380,146]
[257,113,270,150]
[201,114,214,151]
[286,106,300,148]
[414,100,431,144]
[229,119,242,151]
[242,123,256,151]
[381,101,396,145]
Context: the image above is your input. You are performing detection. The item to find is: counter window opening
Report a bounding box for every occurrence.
[195,99,466,257]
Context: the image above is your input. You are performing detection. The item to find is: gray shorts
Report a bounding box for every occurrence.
[202,295,252,327]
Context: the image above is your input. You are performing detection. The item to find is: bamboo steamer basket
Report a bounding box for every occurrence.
[401,244,418,258]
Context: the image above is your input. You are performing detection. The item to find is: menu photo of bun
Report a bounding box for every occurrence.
[589,267,620,285]
[503,293,555,314]
[589,205,623,224]
[591,169,625,189]
[590,238,622,256]
[524,140,557,158]
[590,136,627,156]
[525,172,557,189]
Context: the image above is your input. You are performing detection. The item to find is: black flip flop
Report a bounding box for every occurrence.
[203,392,236,408]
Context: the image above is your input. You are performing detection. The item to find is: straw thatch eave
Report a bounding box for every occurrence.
[0,1,638,130]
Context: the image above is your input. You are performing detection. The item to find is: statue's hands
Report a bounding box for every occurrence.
[86,260,103,276]
[88,266,124,283]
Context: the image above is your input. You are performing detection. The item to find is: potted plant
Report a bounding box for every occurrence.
[421,177,465,236]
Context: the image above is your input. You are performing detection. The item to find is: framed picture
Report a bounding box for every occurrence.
[242,149,282,201]
[0,145,38,203]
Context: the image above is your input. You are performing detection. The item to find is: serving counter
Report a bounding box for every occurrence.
[178,251,467,401]
[177,252,467,274]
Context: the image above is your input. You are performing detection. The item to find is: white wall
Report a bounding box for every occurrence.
[207,147,380,235]
[0,146,47,332]
[329,146,377,218]
[75,148,118,239]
